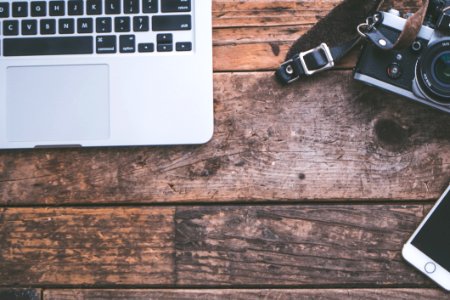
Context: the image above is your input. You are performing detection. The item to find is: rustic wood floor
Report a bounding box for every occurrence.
[1,0,449,299]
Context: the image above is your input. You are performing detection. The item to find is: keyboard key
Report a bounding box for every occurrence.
[176,42,192,51]
[3,20,19,35]
[40,19,56,34]
[157,44,173,52]
[49,1,65,16]
[152,15,191,31]
[105,0,120,14]
[96,17,112,33]
[157,33,172,44]
[78,18,93,33]
[3,37,94,56]
[161,0,191,13]
[133,16,149,31]
[142,0,158,13]
[59,18,75,34]
[138,43,154,52]
[12,2,28,18]
[22,19,38,35]
[96,35,116,53]
[124,0,139,14]
[68,1,83,16]
[115,17,130,32]
[31,1,46,17]
[0,2,9,18]
[87,0,102,15]
[120,35,136,53]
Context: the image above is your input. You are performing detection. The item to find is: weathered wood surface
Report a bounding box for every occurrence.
[0,208,174,286]
[0,289,41,300]
[43,288,449,300]
[0,205,441,287]
[1,72,448,205]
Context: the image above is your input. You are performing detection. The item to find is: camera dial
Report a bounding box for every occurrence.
[415,39,450,104]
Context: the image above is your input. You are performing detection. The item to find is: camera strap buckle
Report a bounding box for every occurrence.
[276,37,361,84]
[300,43,334,75]
[276,43,335,84]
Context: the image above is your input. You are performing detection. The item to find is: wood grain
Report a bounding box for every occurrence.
[0,205,441,287]
[43,289,449,300]
[175,204,431,286]
[1,72,448,205]
[0,208,174,286]
[0,289,41,300]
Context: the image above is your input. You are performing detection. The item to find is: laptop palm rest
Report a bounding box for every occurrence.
[6,64,110,143]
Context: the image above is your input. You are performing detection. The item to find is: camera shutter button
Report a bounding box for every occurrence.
[387,63,402,79]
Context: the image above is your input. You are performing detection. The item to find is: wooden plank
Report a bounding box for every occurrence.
[0,289,41,300]
[43,289,449,300]
[175,205,433,286]
[0,205,441,287]
[0,208,174,286]
[1,72,448,205]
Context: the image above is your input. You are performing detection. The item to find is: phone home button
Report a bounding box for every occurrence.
[424,262,436,274]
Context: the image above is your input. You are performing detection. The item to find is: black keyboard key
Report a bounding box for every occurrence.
[31,1,46,17]
[22,19,38,35]
[133,16,149,31]
[96,35,116,53]
[161,0,191,13]
[0,2,9,18]
[120,35,136,53]
[115,17,130,32]
[3,37,94,56]
[142,0,158,13]
[3,20,19,35]
[152,15,191,31]
[68,1,83,16]
[87,0,102,15]
[59,18,75,34]
[78,18,93,33]
[105,0,120,14]
[157,44,173,52]
[12,2,28,18]
[176,42,192,51]
[40,19,56,34]
[138,43,154,52]
[157,33,172,44]
[96,17,112,33]
[49,1,65,16]
[124,0,139,14]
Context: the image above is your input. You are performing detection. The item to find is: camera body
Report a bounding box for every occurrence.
[354,9,450,113]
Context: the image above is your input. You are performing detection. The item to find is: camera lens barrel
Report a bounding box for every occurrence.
[416,39,450,104]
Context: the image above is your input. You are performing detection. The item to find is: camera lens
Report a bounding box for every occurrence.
[433,52,450,85]
[416,40,450,104]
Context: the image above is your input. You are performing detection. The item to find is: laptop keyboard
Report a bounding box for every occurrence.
[0,0,193,56]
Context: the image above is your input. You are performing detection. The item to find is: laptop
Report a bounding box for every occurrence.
[0,0,213,149]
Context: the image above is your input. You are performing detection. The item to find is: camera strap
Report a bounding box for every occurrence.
[276,0,429,84]
[361,0,429,50]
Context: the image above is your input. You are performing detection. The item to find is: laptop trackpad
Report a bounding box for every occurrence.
[6,65,110,142]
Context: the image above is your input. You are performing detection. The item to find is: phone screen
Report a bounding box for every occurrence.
[411,190,450,271]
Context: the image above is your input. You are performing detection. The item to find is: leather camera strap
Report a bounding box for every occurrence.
[276,0,429,84]
[364,0,430,50]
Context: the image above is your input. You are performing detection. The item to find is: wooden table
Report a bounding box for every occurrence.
[1,1,449,299]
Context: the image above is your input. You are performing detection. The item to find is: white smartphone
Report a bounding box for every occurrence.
[402,184,450,291]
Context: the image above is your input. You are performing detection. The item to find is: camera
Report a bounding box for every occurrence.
[354,0,450,113]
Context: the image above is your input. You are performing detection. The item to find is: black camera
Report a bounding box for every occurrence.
[354,0,450,113]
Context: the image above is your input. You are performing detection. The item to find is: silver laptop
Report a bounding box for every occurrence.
[0,0,213,149]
